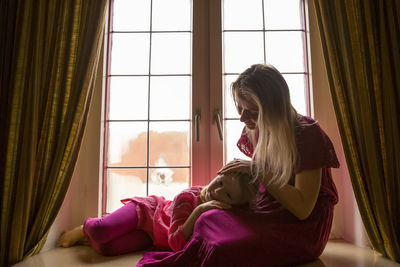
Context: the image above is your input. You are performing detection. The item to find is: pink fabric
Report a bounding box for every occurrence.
[121,186,203,252]
[83,201,152,256]
[137,115,340,266]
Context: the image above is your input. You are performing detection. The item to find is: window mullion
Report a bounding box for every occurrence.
[191,0,211,186]
[209,0,224,177]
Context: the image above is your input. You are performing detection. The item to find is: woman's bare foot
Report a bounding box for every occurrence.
[58,225,86,247]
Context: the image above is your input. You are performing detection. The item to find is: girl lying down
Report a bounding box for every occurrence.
[59,172,258,256]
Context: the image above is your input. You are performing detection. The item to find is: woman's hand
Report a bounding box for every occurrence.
[217,158,252,175]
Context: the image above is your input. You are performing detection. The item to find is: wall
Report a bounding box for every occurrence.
[308,0,369,247]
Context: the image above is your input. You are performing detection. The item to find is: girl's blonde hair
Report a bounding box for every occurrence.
[231,172,259,209]
[231,64,298,187]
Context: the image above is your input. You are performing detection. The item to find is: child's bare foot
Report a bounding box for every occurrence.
[58,225,85,247]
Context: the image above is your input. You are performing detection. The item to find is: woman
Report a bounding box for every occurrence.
[218,63,339,263]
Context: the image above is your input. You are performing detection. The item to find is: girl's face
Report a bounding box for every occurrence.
[204,175,243,205]
[236,96,259,130]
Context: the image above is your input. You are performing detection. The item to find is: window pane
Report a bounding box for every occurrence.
[148,167,189,200]
[149,76,191,120]
[108,122,147,166]
[106,168,147,213]
[223,32,264,74]
[264,0,302,30]
[224,74,239,119]
[151,33,191,75]
[283,74,307,115]
[224,119,250,163]
[149,122,190,166]
[111,33,150,75]
[152,0,191,31]
[113,0,151,31]
[223,0,263,30]
[109,77,148,120]
[265,31,304,72]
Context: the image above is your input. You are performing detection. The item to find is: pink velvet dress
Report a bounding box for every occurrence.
[138,115,340,266]
[122,186,203,252]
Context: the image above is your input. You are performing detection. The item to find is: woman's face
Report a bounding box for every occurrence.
[204,175,243,205]
[236,96,259,130]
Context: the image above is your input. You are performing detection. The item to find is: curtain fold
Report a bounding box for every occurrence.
[0,0,107,266]
[314,0,400,262]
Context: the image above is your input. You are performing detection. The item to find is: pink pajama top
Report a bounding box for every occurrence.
[121,186,203,252]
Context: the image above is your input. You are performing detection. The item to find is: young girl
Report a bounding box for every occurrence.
[59,172,258,256]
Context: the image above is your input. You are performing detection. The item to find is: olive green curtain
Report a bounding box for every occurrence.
[0,0,107,266]
[314,0,400,262]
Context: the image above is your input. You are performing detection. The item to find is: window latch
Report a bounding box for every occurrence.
[195,110,201,142]
[214,110,223,141]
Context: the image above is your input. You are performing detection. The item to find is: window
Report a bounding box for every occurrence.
[103,0,310,214]
[103,0,192,213]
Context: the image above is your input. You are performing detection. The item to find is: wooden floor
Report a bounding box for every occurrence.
[13,240,400,267]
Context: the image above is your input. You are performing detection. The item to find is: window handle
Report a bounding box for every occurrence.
[195,110,201,142]
[214,110,223,141]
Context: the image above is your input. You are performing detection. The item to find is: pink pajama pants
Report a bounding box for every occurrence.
[83,201,152,256]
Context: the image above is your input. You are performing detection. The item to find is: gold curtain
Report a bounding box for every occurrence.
[0,0,107,266]
[314,0,400,262]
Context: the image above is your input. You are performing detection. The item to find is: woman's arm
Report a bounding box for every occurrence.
[218,160,322,220]
[266,168,322,220]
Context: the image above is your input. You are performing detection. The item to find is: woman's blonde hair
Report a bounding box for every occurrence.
[231,64,299,187]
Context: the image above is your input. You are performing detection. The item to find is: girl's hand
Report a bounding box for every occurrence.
[196,200,232,214]
[217,158,252,175]
[180,200,232,241]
